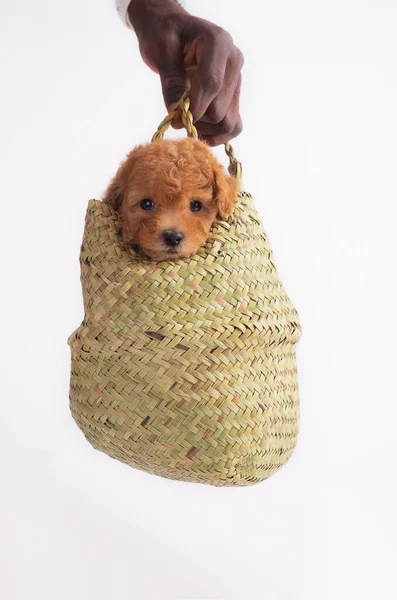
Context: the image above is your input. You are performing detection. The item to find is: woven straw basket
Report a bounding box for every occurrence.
[68,94,301,486]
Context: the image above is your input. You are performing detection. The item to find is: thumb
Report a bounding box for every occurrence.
[158,45,190,110]
[160,75,189,131]
[160,70,189,109]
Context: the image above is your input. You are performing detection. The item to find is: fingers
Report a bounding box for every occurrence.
[196,76,243,146]
[138,13,244,145]
[200,47,244,125]
[200,116,243,147]
[184,23,243,146]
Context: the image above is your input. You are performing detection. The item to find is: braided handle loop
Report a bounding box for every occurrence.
[152,90,198,141]
[152,90,242,183]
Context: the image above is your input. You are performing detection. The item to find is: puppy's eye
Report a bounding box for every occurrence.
[190,200,202,213]
[140,198,155,211]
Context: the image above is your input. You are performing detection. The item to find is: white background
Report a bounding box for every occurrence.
[1,1,396,599]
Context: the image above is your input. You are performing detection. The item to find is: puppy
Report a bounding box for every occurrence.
[103,138,238,261]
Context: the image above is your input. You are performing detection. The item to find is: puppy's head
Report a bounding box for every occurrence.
[103,138,238,261]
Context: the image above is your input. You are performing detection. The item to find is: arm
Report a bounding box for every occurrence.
[125,0,244,146]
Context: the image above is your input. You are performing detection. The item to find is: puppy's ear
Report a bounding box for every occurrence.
[103,145,144,210]
[213,163,239,219]
[103,168,123,211]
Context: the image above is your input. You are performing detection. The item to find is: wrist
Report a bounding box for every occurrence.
[128,0,186,36]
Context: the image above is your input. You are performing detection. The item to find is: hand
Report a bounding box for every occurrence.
[128,0,244,146]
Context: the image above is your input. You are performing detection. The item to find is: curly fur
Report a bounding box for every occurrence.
[103,138,238,261]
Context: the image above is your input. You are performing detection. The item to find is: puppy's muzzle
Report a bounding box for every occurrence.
[163,229,184,248]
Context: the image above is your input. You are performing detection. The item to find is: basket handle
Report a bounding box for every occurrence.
[151,90,242,182]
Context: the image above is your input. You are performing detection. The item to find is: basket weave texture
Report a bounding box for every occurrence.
[68,191,301,486]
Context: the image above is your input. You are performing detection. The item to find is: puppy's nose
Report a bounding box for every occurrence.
[163,229,184,247]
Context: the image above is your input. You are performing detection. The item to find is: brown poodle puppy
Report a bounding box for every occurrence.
[103,138,238,261]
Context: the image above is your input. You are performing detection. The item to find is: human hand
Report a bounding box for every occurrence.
[128,0,244,146]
